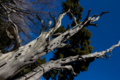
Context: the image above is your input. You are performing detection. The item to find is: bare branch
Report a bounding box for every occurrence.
[56,43,70,48]
[46,20,52,29]
[36,14,45,28]
[0,9,115,80]
[45,9,70,38]
[49,12,56,26]
[100,11,109,17]
[83,8,91,22]
[15,41,120,80]
[6,27,14,39]
[81,9,109,27]
[90,11,109,22]
[69,11,78,25]
[0,3,21,50]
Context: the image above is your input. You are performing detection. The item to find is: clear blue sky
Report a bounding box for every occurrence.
[41,0,120,80]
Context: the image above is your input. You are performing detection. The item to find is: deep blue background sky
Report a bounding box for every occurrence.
[75,0,120,80]
[41,0,120,80]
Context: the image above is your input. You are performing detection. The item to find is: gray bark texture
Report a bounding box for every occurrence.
[0,3,119,80]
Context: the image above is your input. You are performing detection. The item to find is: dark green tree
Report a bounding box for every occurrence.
[43,0,95,80]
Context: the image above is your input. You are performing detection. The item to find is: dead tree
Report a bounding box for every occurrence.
[0,3,119,80]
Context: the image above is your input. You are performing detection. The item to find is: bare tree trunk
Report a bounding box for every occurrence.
[0,3,119,80]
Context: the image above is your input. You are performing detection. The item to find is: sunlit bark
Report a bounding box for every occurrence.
[0,2,119,80]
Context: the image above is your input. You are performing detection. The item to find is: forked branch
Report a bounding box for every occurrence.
[0,8,116,80]
[15,41,120,80]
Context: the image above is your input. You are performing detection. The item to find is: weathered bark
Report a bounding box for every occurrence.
[15,41,120,80]
[0,3,119,80]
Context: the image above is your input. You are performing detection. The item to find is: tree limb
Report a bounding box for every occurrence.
[15,41,120,80]
[0,9,113,80]
[0,3,21,50]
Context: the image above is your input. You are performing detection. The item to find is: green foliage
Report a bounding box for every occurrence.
[43,0,95,80]
[62,0,83,20]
